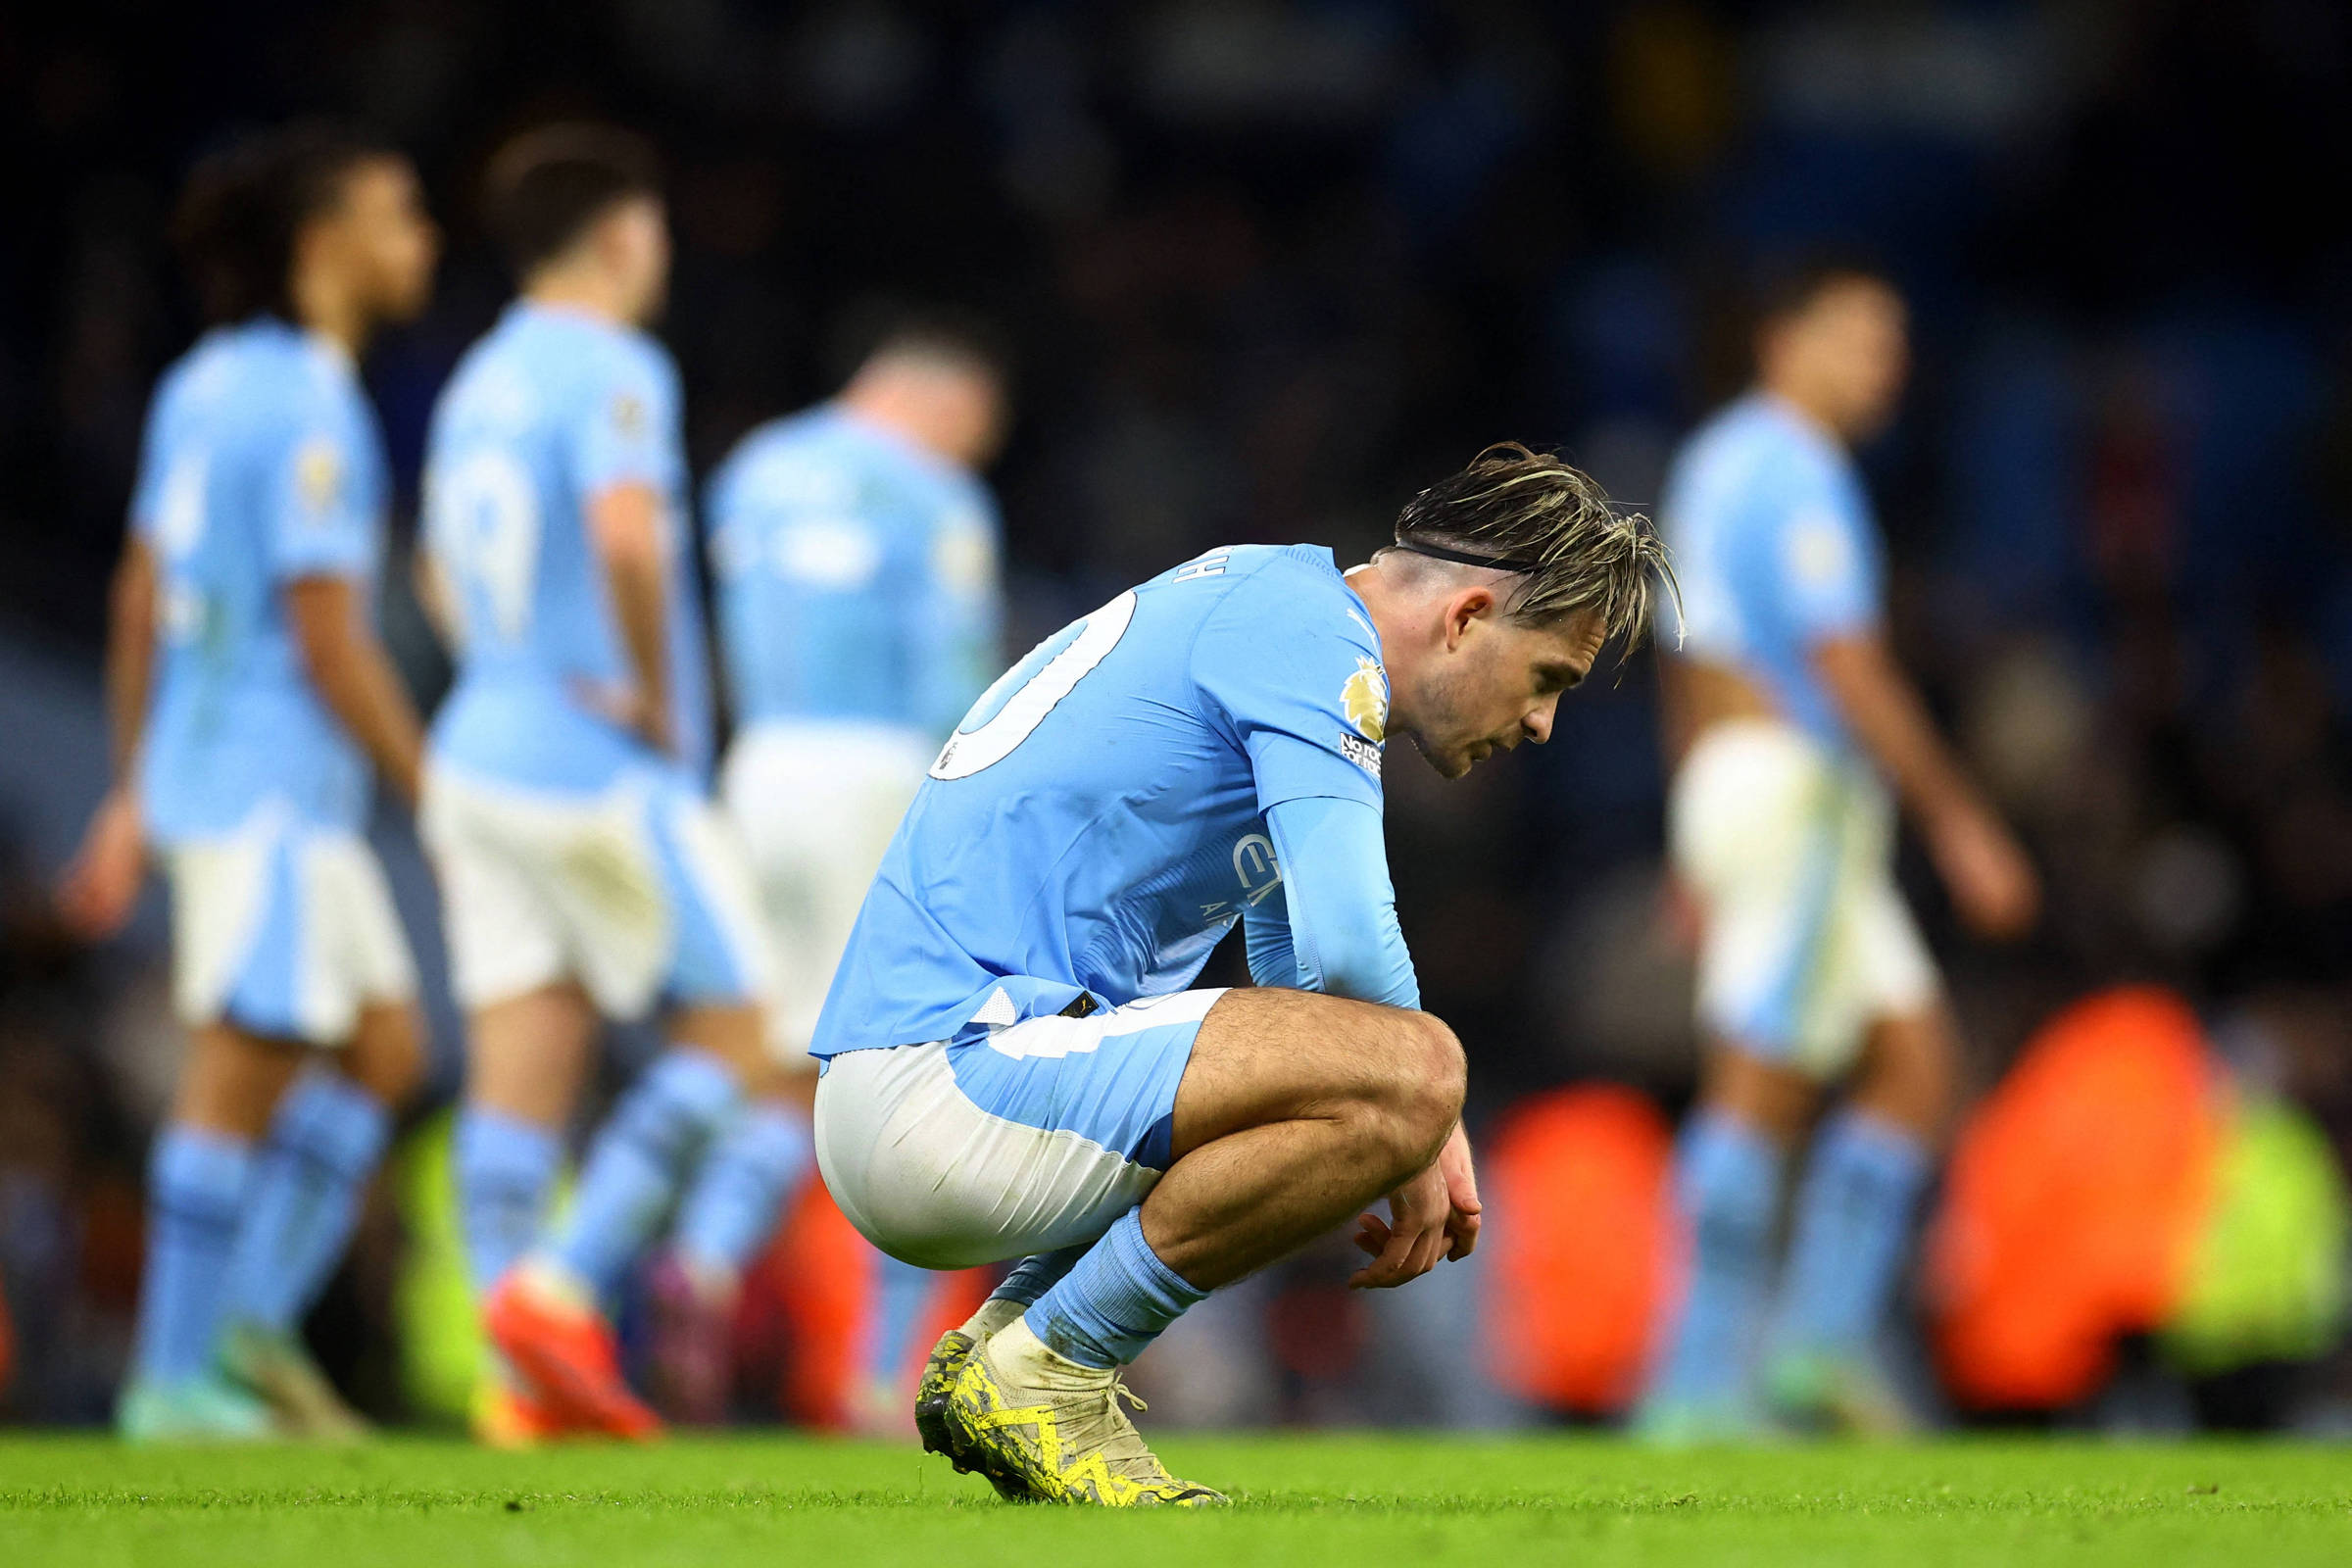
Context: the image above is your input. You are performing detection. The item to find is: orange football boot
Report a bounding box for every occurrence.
[485,1263,663,1443]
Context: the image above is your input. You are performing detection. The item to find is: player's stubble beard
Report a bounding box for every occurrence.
[1400,662,1484,781]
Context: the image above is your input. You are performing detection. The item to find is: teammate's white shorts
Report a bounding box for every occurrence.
[720,720,931,1058]
[164,803,416,1047]
[1670,718,1937,1077]
[421,760,774,1020]
[812,989,1226,1270]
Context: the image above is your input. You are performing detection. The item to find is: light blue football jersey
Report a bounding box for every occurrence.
[1657,392,1885,746]
[132,318,387,845]
[709,405,1002,738]
[423,302,712,791]
[811,543,1396,1057]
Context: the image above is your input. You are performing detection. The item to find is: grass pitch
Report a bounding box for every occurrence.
[2,1432,2347,1566]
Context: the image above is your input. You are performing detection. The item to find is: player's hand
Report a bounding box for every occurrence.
[569,676,673,757]
[1349,1124,1479,1288]
[1929,804,2039,940]
[56,786,146,941]
[1435,1121,1482,1262]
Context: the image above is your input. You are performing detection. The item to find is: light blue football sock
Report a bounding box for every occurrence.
[222,1070,393,1335]
[864,1254,940,1385]
[1772,1108,1930,1362]
[1024,1209,1207,1370]
[671,1101,812,1277]
[989,1244,1089,1309]
[548,1048,740,1299]
[135,1125,257,1384]
[1649,1109,1784,1410]
[454,1106,562,1295]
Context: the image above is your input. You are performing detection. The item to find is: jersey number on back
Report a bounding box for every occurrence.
[930,591,1137,780]
[425,450,540,645]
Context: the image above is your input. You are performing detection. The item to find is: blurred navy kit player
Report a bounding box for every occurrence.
[58,124,439,1441]
[648,315,1010,1424]
[416,124,779,1444]
[1643,262,2040,1437]
[810,447,1669,1504]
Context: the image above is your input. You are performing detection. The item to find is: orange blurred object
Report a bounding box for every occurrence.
[485,1268,663,1442]
[740,1177,989,1431]
[1927,986,2222,1411]
[1482,1083,1679,1416]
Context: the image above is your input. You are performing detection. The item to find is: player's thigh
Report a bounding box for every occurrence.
[173,1022,307,1140]
[814,992,1223,1269]
[342,1001,426,1107]
[418,765,571,1017]
[1166,986,1464,1162]
[466,982,600,1129]
[1692,1040,1818,1146]
[1850,930,1957,1143]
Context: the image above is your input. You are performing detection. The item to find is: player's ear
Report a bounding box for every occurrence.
[1443,586,1494,652]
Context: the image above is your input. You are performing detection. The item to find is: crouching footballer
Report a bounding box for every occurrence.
[808,445,1670,1504]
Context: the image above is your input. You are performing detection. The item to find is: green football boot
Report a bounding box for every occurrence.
[118,1373,280,1445]
[220,1321,369,1443]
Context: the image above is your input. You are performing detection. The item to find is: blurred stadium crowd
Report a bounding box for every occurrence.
[3,0,2352,1433]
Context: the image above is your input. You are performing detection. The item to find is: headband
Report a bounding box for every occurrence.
[1390,539,1545,574]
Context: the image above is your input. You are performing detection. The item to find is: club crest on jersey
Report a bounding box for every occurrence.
[1342,657,1389,743]
[294,439,342,519]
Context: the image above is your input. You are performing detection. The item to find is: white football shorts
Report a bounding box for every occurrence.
[1670,717,1937,1078]
[719,719,932,1059]
[164,802,416,1047]
[421,760,774,1021]
[812,989,1224,1271]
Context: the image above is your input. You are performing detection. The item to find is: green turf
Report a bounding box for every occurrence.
[2,1433,2347,1566]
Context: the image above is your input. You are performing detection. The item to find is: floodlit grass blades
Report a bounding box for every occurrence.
[0,1433,2348,1566]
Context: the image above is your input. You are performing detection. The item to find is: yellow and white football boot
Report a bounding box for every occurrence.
[937,1319,1227,1507]
[915,1299,1030,1499]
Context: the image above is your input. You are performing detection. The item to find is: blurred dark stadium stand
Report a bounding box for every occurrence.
[2,0,2350,1429]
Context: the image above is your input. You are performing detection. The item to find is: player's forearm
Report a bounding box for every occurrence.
[603,554,670,744]
[104,540,158,787]
[412,549,458,654]
[589,486,671,750]
[288,577,425,807]
[1812,634,1983,827]
[1264,796,1421,1010]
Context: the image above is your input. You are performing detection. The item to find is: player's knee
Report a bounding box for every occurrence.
[1365,1010,1464,1172]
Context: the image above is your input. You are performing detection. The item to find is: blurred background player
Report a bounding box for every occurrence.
[652,315,1010,1426]
[56,124,438,1441]
[1643,261,2041,1437]
[416,124,773,1443]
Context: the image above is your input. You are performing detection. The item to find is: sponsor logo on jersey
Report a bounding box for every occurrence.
[1342,656,1389,743]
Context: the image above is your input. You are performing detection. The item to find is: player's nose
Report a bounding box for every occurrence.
[1523,697,1557,746]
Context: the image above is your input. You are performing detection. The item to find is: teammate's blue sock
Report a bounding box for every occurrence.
[548,1048,741,1299]
[1650,1110,1784,1410]
[135,1126,258,1385]
[865,1254,940,1385]
[1023,1209,1207,1369]
[454,1106,562,1295]
[990,1245,1089,1309]
[222,1070,393,1335]
[1772,1108,1930,1361]
[671,1101,812,1277]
